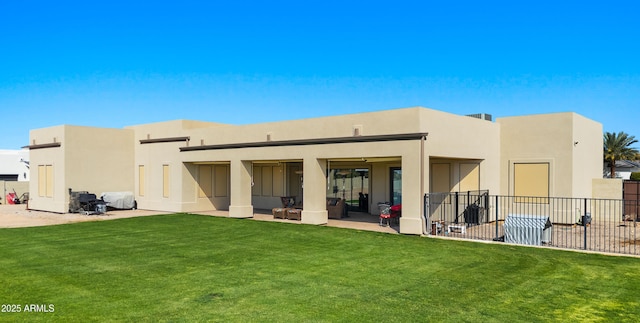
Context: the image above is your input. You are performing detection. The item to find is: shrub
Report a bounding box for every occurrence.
[630,172,640,181]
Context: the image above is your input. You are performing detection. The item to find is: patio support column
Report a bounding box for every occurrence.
[301,157,328,225]
[229,159,253,218]
[399,139,428,234]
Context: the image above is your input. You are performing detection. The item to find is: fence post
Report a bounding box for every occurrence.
[495,195,499,239]
[484,192,489,220]
[423,193,428,235]
[583,198,588,250]
[454,192,459,224]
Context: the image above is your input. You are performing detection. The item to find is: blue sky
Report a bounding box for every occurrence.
[1,0,638,150]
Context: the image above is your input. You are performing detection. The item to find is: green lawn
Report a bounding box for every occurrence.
[0,214,639,322]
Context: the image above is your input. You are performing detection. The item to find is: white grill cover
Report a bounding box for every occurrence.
[504,214,552,246]
[100,192,136,209]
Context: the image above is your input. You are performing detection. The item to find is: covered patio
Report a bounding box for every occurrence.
[176,130,425,232]
[186,155,408,228]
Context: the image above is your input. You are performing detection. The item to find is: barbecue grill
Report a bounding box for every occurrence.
[68,188,106,215]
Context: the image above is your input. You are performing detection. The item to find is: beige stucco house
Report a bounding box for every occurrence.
[27,107,603,234]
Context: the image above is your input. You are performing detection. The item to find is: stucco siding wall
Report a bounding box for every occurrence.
[134,140,188,212]
[64,126,135,197]
[179,108,423,148]
[28,126,134,213]
[572,114,604,198]
[126,119,227,139]
[419,109,498,159]
[27,107,603,230]
[418,109,501,195]
[127,107,499,216]
[28,126,67,213]
[499,113,576,197]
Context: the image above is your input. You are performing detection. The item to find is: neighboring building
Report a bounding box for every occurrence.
[0,149,30,181]
[604,160,640,179]
[0,149,30,205]
[26,107,603,234]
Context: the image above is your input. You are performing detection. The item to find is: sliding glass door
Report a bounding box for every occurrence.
[390,167,402,205]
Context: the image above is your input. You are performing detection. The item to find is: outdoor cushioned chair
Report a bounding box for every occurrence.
[281,196,296,208]
[327,198,345,219]
[286,208,302,220]
[272,207,288,219]
[272,196,296,219]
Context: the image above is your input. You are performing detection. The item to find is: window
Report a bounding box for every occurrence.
[162,164,170,198]
[198,165,212,198]
[38,165,46,197]
[431,163,451,193]
[252,165,282,197]
[214,165,228,197]
[38,165,54,197]
[261,166,272,196]
[46,165,53,197]
[459,163,480,192]
[138,165,145,196]
[514,163,549,203]
[272,165,284,196]
[390,167,402,205]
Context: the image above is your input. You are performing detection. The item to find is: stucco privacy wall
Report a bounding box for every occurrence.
[592,178,623,200]
[590,178,624,222]
[497,112,602,198]
[29,125,134,213]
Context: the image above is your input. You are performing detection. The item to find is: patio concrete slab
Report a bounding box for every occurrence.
[1,204,399,234]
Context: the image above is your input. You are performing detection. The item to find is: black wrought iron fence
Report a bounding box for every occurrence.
[424,191,640,256]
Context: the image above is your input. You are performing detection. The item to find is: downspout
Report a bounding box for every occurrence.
[326,160,330,191]
[250,162,254,188]
[420,134,427,235]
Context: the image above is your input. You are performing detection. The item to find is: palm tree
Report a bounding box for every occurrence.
[604,131,639,178]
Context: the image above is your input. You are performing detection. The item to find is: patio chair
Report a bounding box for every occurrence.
[390,204,401,224]
[327,198,345,219]
[378,203,391,226]
[281,196,296,208]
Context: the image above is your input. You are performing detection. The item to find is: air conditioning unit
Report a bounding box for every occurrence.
[466,113,493,121]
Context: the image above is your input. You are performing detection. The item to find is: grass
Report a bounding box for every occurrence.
[0,213,639,322]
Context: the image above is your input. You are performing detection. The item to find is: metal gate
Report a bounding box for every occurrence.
[623,180,640,220]
[425,190,489,235]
